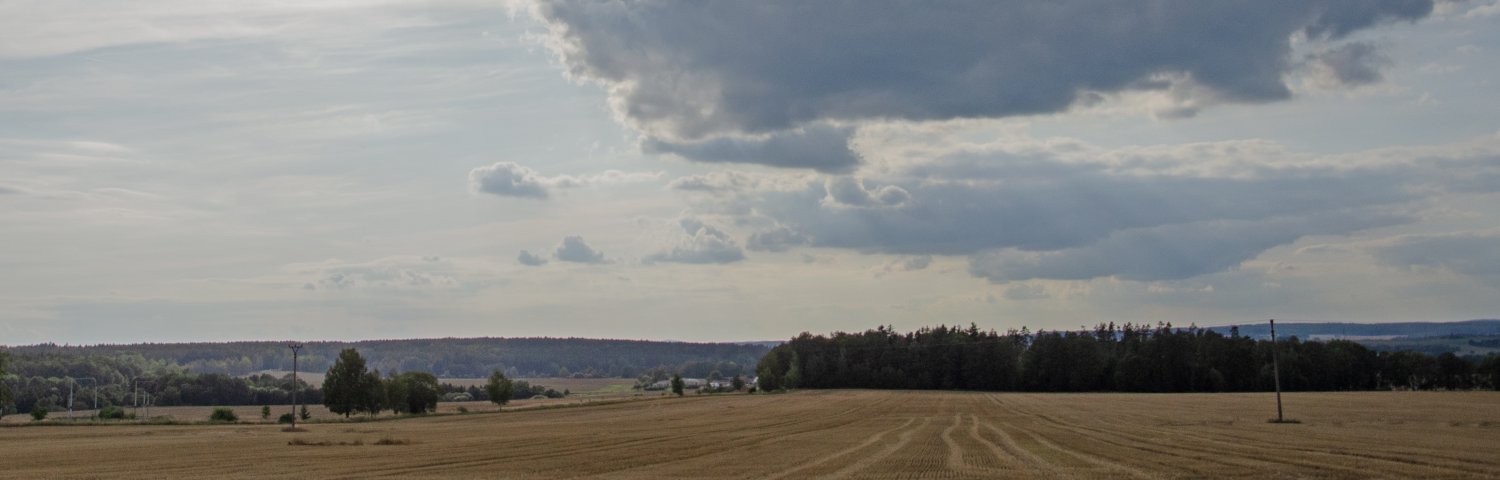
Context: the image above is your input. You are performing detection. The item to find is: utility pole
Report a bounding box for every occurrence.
[1270,319,1284,422]
[288,343,304,430]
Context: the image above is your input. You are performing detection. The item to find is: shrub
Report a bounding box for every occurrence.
[98,406,126,420]
[261,406,271,420]
[210,407,238,422]
[456,406,469,414]
[299,405,311,421]
[31,408,48,422]
[278,413,295,424]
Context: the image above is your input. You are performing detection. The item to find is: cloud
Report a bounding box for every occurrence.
[644,218,746,264]
[822,177,910,208]
[0,1,476,59]
[877,254,934,276]
[745,225,811,252]
[642,124,860,172]
[553,235,607,264]
[1371,232,1500,283]
[1003,284,1050,301]
[470,162,551,198]
[968,212,1406,283]
[536,0,1433,143]
[1306,42,1392,87]
[295,256,461,290]
[469,161,660,199]
[517,250,548,266]
[668,171,812,195]
[685,129,1500,282]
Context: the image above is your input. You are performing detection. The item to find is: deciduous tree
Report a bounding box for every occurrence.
[485,369,513,406]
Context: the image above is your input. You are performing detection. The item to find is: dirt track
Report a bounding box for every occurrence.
[3,390,1498,479]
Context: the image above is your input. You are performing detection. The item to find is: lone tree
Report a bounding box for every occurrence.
[671,374,685,397]
[323,348,377,417]
[485,369,514,406]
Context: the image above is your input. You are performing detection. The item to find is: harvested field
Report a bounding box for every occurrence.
[3,390,1498,479]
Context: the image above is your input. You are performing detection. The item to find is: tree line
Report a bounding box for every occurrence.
[755,324,1500,392]
[8,338,769,378]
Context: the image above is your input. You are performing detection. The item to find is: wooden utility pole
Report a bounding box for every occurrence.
[1270,319,1284,422]
[288,343,304,430]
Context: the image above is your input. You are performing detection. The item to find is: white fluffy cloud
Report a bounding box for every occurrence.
[535,0,1434,169]
[469,161,660,199]
[644,218,746,265]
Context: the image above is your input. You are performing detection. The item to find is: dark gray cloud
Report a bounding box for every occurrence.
[538,0,1432,143]
[1372,232,1500,283]
[644,218,746,264]
[554,235,606,264]
[517,250,548,266]
[1307,42,1391,86]
[643,124,860,172]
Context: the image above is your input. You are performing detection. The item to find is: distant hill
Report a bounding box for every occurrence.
[8,337,772,379]
[1206,319,1500,340]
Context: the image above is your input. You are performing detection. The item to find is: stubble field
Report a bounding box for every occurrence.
[3,390,1498,479]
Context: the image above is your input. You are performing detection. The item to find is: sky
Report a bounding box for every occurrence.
[3,0,1499,345]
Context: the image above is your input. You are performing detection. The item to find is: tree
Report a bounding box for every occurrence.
[299,405,311,421]
[670,374,685,397]
[209,407,238,422]
[389,372,441,414]
[362,370,386,416]
[485,369,514,406]
[31,407,47,422]
[323,348,375,417]
[260,405,271,420]
[731,375,745,391]
[0,351,12,419]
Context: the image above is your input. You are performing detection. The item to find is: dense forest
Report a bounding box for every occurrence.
[755,324,1500,392]
[7,337,769,378]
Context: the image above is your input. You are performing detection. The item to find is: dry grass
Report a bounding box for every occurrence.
[3,390,1498,479]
